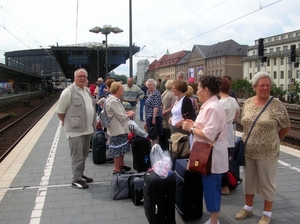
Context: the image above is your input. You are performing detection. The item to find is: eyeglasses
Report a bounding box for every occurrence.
[76,76,87,79]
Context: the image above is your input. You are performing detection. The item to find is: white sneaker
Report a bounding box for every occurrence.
[203,219,220,224]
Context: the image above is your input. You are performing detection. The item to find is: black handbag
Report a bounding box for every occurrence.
[234,97,274,166]
[149,126,158,140]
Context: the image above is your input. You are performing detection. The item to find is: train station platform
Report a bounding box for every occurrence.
[0,102,300,224]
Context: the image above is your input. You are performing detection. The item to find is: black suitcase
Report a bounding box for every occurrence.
[132,135,151,172]
[129,175,144,206]
[143,170,176,224]
[92,131,106,164]
[228,147,240,178]
[175,159,203,220]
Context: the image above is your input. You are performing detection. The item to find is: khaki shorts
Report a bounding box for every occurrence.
[243,157,278,201]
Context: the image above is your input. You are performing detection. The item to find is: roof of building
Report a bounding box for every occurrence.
[195,39,248,59]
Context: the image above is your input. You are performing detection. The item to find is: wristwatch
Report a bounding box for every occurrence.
[190,127,194,135]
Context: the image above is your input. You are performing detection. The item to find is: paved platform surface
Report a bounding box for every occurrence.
[0,102,300,224]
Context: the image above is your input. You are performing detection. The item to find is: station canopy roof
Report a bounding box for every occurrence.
[51,42,140,81]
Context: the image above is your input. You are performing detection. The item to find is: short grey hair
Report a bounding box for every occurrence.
[177,71,184,78]
[146,78,157,86]
[252,71,272,87]
[74,68,87,77]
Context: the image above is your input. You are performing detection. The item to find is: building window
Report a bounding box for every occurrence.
[281,35,285,40]
[253,50,256,56]
[250,73,252,79]
[220,70,222,76]
[280,58,284,65]
[267,59,270,66]
[220,58,222,64]
[276,47,280,52]
[249,61,252,68]
[269,48,273,53]
[280,71,284,79]
[274,59,277,66]
[268,38,271,42]
[288,34,293,38]
[216,70,218,76]
[274,37,278,41]
[283,46,288,51]
[273,71,277,79]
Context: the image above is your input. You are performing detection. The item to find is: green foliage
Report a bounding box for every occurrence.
[111,75,128,84]
[270,84,287,101]
[290,80,300,103]
[231,78,254,98]
[10,112,16,117]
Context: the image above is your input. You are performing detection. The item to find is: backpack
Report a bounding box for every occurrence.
[100,97,114,128]
[170,132,190,159]
[227,170,243,190]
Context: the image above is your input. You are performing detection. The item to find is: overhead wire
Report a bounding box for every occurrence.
[0,4,42,49]
[146,0,281,58]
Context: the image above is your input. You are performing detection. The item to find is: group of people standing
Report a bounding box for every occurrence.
[56,68,291,224]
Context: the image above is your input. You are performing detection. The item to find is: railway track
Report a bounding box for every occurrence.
[0,94,59,162]
[0,95,299,162]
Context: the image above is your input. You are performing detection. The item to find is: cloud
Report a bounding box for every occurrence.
[0,0,299,76]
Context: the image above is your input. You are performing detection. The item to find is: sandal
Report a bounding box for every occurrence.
[120,165,131,171]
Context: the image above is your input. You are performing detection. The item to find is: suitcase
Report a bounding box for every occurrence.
[129,175,144,205]
[132,135,151,172]
[110,172,144,200]
[175,159,203,220]
[143,170,176,224]
[92,131,106,164]
[228,147,240,178]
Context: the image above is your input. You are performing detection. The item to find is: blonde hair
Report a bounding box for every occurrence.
[110,82,122,94]
[165,80,174,90]
[185,85,194,97]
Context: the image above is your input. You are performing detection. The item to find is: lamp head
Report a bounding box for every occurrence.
[89,26,102,34]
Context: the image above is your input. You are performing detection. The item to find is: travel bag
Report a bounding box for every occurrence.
[131,135,151,172]
[110,172,144,200]
[143,170,176,224]
[128,175,144,205]
[175,158,203,220]
[91,131,106,164]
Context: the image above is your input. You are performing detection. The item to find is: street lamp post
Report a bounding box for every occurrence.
[89,25,123,79]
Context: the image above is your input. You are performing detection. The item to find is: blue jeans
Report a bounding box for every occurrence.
[139,98,146,120]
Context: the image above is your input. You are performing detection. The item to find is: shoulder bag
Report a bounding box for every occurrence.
[188,132,220,176]
[234,97,274,166]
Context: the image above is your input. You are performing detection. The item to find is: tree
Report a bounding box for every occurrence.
[231,79,254,98]
[290,80,300,103]
[270,84,287,101]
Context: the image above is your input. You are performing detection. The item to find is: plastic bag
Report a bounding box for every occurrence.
[150,144,172,178]
[128,120,148,138]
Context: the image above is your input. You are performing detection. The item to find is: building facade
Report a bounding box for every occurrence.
[136,59,150,85]
[188,40,248,82]
[147,40,247,83]
[243,29,300,91]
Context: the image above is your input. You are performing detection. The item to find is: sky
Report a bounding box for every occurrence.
[0,0,299,76]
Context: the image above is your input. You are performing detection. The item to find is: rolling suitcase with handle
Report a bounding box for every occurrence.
[91,131,106,164]
[131,135,151,172]
[175,158,203,220]
[143,170,176,224]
